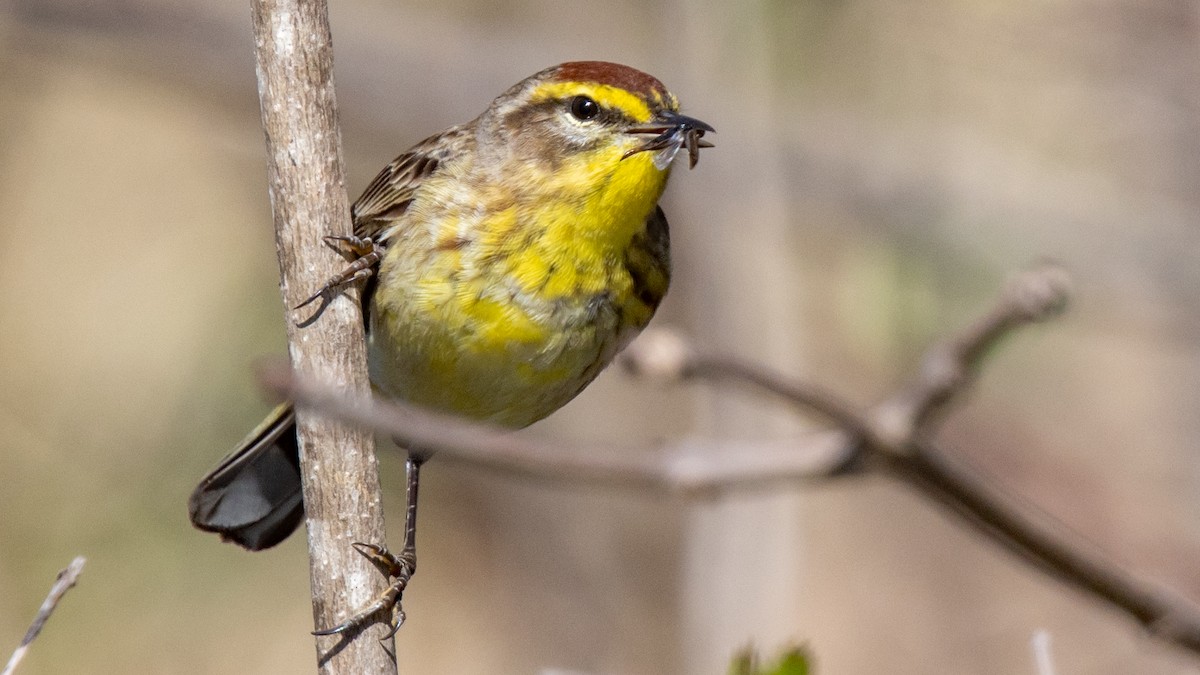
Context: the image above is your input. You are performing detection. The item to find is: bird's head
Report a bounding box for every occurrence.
[482,61,713,174]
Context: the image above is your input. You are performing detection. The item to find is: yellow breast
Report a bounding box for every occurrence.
[367,147,670,427]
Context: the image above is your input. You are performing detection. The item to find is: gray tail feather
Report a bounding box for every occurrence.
[188,403,304,550]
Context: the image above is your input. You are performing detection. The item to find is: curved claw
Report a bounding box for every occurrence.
[323,235,378,259]
[352,542,405,576]
[382,608,407,640]
[294,287,329,311]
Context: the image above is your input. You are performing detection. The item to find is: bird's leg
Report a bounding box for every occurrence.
[312,452,424,638]
[295,235,384,309]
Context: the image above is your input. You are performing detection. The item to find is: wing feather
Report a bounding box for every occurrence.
[352,124,471,243]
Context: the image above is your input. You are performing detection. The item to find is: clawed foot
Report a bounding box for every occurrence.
[312,542,415,638]
[313,455,424,639]
[295,235,384,310]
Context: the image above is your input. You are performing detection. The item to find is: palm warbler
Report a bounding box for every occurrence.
[189,61,712,550]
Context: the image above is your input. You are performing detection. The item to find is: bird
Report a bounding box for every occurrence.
[189,61,711,569]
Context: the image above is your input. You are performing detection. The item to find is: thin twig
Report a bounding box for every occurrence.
[258,364,859,492]
[2,557,85,675]
[622,329,871,440]
[871,262,1072,445]
[898,439,1200,653]
[257,262,1200,659]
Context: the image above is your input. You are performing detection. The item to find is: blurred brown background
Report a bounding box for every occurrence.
[1,0,1198,672]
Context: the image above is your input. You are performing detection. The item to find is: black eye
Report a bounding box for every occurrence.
[569,95,600,121]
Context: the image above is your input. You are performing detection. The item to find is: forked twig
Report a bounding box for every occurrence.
[259,262,1200,659]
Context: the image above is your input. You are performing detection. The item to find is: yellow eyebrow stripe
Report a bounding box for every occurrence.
[530,82,656,123]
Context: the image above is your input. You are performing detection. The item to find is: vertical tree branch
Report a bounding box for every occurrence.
[249,0,395,672]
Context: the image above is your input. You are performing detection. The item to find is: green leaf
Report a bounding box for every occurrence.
[728,645,811,675]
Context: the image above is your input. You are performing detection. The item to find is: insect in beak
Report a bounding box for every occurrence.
[624,111,715,169]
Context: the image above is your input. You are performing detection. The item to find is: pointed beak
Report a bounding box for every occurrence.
[624,111,715,169]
